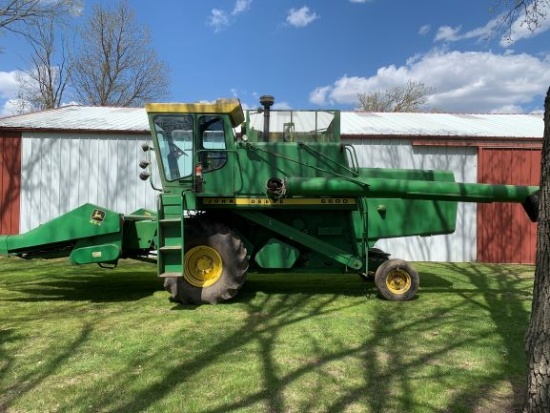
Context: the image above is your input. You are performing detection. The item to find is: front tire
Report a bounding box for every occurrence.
[164,220,248,304]
[374,259,419,301]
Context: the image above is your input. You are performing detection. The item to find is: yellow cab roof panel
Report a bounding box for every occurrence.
[145,99,244,127]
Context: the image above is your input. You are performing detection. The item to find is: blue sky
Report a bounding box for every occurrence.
[1,0,550,116]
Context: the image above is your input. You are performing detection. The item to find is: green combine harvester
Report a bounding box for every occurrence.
[0,96,540,304]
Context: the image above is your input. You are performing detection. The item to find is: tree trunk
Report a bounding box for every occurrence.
[523,86,550,412]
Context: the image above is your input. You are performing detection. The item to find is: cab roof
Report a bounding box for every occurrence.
[145,99,244,127]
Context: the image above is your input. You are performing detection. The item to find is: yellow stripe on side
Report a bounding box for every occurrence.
[202,198,357,206]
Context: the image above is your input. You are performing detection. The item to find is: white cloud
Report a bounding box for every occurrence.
[273,101,292,110]
[1,98,34,117]
[434,25,462,42]
[286,6,319,28]
[309,86,332,105]
[232,0,252,15]
[418,25,431,36]
[207,0,252,32]
[309,50,550,113]
[1,100,17,117]
[489,104,524,114]
[0,70,21,99]
[207,9,229,32]
[0,70,25,117]
[434,17,499,43]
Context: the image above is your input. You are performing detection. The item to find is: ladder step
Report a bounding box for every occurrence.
[159,218,182,224]
[159,272,183,278]
[159,246,182,251]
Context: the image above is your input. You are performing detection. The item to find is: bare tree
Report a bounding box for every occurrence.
[71,0,169,107]
[492,1,550,412]
[523,87,550,413]
[356,80,434,112]
[0,1,78,113]
[17,18,72,110]
[0,0,81,38]
[494,0,550,41]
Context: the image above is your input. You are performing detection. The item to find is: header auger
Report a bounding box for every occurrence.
[0,96,540,304]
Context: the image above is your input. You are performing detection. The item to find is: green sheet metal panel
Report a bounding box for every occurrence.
[254,238,300,269]
[0,203,122,255]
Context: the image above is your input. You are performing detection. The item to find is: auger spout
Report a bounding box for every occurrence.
[284,176,537,202]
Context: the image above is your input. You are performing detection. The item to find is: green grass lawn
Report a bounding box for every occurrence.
[0,257,534,413]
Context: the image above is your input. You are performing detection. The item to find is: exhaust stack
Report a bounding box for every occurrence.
[259,95,274,142]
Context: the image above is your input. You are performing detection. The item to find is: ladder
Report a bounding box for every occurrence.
[157,194,185,278]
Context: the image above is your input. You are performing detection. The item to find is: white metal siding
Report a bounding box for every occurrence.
[344,138,478,262]
[20,132,160,232]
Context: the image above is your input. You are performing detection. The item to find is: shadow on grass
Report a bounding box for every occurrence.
[1,256,458,304]
[0,260,534,412]
[1,258,162,303]
[102,264,531,412]
[432,263,532,413]
[0,325,92,412]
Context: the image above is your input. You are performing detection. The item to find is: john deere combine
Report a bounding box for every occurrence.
[0,96,540,304]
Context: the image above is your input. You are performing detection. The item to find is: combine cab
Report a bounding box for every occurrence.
[0,96,539,304]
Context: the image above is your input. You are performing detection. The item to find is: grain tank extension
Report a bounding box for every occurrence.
[0,96,540,304]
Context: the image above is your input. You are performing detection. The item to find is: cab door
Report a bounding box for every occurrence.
[197,115,235,196]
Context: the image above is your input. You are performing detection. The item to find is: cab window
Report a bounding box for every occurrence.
[153,114,194,180]
[199,115,227,172]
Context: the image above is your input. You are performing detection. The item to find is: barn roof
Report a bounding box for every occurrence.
[341,112,543,138]
[0,105,149,133]
[0,105,544,139]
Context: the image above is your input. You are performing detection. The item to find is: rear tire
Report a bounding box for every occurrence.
[374,259,419,301]
[164,220,248,304]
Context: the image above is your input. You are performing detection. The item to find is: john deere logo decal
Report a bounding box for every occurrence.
[90,209,106,225]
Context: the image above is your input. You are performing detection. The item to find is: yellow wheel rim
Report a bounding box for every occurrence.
[184,246,223,287]
[386,269,412,295]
